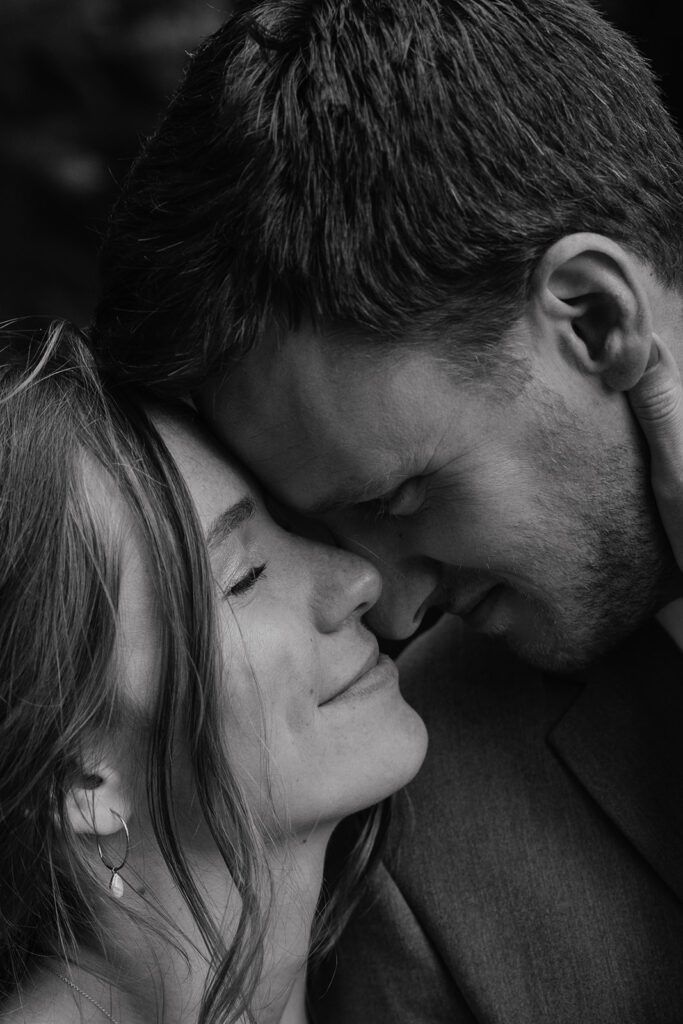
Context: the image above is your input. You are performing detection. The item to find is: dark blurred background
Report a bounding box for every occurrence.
[0,0,233,326]
[0,0,679,327]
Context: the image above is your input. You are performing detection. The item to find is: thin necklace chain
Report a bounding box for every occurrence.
[47,967,121,1024]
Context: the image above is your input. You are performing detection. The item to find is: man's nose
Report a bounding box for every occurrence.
[363,560,441,640]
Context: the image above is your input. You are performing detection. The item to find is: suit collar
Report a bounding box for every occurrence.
[549,620,683,904]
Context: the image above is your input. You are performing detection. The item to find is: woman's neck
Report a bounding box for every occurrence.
[251,830,331,1023]
[84,824,333,1024]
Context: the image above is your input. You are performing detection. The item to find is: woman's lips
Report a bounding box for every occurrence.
[319,653,398,706]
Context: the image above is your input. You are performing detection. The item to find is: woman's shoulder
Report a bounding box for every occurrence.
[0,965,126,1024]
[1,978,74,1023]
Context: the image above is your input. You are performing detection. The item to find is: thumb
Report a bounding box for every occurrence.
[627,335,683,566]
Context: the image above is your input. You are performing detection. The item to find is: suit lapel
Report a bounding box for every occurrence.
[549,621,683,904]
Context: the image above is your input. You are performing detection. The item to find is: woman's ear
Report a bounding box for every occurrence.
[531,232,653,390]
[64,761,130,837]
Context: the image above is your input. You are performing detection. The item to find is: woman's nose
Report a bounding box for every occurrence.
[314,547,382,632]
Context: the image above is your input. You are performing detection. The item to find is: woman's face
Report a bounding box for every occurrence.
[119,413,427,840]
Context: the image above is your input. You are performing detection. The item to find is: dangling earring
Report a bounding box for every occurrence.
[96,809,130,898]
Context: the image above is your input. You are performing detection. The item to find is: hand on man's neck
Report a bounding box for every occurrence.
[657,598,683,654]
[637,279,683,655]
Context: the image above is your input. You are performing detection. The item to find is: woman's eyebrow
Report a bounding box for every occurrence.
[206,496,256,550]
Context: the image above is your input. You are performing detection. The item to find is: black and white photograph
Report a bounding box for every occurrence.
[1,2,682,1022]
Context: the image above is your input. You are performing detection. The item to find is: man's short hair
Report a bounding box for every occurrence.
[94,0,683,393]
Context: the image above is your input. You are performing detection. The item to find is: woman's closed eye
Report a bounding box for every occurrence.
[224,562,268,599]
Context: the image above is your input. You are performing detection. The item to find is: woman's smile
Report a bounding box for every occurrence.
[319,652,398,707]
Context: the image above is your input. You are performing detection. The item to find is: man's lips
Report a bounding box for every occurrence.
[450,584,502,619]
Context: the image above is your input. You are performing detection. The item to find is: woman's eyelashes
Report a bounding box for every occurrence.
[224,562,268,599]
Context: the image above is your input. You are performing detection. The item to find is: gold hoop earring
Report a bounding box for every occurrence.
[96,809,130,899]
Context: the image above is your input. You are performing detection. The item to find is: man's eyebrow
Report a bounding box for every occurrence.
[206,496,256,549]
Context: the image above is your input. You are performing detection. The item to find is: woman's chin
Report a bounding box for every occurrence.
[362,706,429,806]
[321,706,429,827]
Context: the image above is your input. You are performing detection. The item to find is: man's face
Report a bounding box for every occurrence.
[199,324,673,671]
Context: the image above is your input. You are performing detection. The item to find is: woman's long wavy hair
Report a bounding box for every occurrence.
[0,322,388,1023]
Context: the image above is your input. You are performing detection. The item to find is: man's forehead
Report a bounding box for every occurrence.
[254,328,437,422]
[231,414,420,513]
[201,325,464,507]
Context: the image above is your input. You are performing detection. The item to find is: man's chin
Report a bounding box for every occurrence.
[456,590,595,672]
[456,592,613,673]
[503,633,600,674]
[497,613,648,675]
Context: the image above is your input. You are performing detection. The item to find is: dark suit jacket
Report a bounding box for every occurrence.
[315,616,683,1023]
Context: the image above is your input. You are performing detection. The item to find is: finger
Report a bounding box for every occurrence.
[628,335,683,563]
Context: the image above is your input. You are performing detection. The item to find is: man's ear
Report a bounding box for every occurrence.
[63,760,130,837]
[531,232,653,390]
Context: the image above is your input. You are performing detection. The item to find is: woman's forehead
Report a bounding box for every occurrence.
[151,405,253,525]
